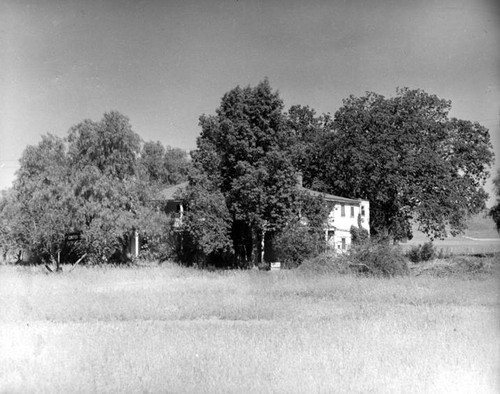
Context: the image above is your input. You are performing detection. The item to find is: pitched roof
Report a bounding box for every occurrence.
[299,186,363,204]
[158,181,189,200]
[158,181,363,205]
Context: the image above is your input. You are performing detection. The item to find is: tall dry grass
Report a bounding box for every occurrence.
[1,262,499,393]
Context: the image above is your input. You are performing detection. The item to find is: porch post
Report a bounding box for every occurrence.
[134,230,139,257]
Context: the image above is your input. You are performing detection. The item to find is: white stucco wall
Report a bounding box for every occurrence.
[325,200,370,252]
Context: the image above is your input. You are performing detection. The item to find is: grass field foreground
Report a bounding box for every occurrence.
[1,263,499,393]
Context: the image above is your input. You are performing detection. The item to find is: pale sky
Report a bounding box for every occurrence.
[1,0,499,204]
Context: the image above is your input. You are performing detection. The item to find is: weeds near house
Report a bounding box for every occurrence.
[407,241,436,263]
[301,242,409,277]
[411,254,499,278]
[299,251,352,274]
[349,242,409,276]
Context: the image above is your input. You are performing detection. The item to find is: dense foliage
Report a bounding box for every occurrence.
[273,221,323,268]
[489,169,500,232]
[193,79,308,266]
[300,241,409,277]
[348,242,409,276]
[1,82,495,269]
[285,105,332,189]
[307,88,494,241]
[139,141,190,186]
[406,242,436,263]
[184,82,495,265]
[0,112,190,268]
[350,225,370,246]
[176,173,234,266]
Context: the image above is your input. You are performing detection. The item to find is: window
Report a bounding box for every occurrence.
[350,206,355,218]
[341,238,346,250]
[341,204,345,217]
[361,206,365,217]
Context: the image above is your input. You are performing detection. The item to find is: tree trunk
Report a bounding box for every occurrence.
[48,251,62,272]
[261,228,266,265]
[56,250,61,272]
[250,227,258,269]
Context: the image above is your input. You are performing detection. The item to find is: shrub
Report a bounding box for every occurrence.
[407,242,436,263]
[419,242,435,261]
[299,251,351,274]
[349,242,409,277]
[350,225,369,245]
[407,246,420,263]
[449,255,491,274]
[412,254,498,277]
[299,242,409,277]
[274,222,323,268]
[138,231,177,263]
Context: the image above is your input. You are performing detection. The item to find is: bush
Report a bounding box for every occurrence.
[407,247,419,263]
[274,222,323,268]
[350,242,409,277]
[350,225,369,245]
[407,242,436,263]
[299,242,409,277]
[420,242,435,261]
[299,251,351,274]
[449,255,490,274]
[412,254,498,277]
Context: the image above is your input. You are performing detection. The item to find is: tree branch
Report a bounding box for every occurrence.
[68,253,87,272]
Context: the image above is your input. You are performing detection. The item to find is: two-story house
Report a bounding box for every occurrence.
[133,178,370,258]
[297,176,370,252]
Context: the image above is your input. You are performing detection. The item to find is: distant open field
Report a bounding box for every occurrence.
[1,263,499,393]
[401,213,500,255]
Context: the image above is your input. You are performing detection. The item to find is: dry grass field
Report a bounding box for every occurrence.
[1,262,499,393]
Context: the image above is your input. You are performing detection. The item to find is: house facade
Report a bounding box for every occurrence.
[158,181,188,229]
[324,195,370,251]
[298,180,370,252]
[132,179,370,258]
[127,182,188,258]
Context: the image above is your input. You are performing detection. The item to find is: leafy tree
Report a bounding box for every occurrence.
[285,105,333,190]
[139,140,166,183]
[194,80,299,265]
[8,112,170,268]
[0,189,23,261]
[489,169,500,232]
[139,141,191,186]
[177,172,233,266]
[313,88,494,241]
[68,168,154,264]
[12,134,80,269]
[274,191,330,267]
[66,112,168,263]
[164,146,191,185]
[273,221,322,268]
[67,111,141,180]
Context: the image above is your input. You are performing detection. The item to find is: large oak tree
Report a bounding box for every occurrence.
[311,88,494,241]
